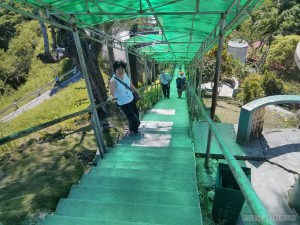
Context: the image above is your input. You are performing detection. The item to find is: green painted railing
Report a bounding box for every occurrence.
[0,82,162,146]
[188,88,274,225]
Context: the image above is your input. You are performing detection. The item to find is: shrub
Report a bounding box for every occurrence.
[237,74,264,104]
[262,71,284,96]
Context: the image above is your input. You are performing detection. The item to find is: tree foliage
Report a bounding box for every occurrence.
[266,35,300,78]
[0,0,31,50]
[237,74,264,104]
[0,20,41,94]
[262,71,284,96]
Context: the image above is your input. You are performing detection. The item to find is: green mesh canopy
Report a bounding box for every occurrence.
[8,0,263,62]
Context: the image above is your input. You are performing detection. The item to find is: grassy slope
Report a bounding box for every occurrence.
[0,80,96,225]
[0,74,125,225]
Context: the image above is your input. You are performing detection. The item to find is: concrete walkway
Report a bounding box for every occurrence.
[193,122,300,224]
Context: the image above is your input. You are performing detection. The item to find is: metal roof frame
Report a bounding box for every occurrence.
[1,0,263,63]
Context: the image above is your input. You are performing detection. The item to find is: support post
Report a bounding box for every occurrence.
[125,44,132,79]
[197,45,204,96]
[71,19,106,158]
[205,14,226,167]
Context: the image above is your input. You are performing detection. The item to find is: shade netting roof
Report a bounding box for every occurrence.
[9,0,263,62]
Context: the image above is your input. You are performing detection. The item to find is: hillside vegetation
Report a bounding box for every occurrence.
[0,0,299,224]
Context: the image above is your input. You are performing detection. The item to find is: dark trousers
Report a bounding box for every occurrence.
[119,100,140,133]
[161,84,170,97]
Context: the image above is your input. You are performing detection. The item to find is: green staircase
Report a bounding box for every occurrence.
[43,77,203,225]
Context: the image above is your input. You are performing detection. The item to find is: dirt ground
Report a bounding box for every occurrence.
[204,98,299,129]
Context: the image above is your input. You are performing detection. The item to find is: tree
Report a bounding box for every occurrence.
[0,20,40,90]
[265,35,300,77]
[0,0,30,50]
[34,14,109,113]
[233,0,300,71]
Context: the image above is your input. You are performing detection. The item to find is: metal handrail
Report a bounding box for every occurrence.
[188,87,274,225]
[0,69,76,118]
[0,81,162,146]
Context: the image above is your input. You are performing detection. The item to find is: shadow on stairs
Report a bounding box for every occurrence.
[43,78,203,225]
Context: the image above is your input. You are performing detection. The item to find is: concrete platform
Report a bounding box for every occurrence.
[195,125,300,224]
[192,121,264,160]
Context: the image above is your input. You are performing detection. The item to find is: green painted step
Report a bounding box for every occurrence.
[139,121,189,131]
[96,160,195,173]
[43,215,162,225]
[55,199,202,225]
[119,135,192,143]
[89,167,196,182]
[105,147,195,159]
[102,152,195,164]
[116,139,192,148]
[137,128,189,134]
[79,175,198,193]
[107,146,194,153]
[68,185,200,207]
[142,114,190,122]
[120,133,189,141]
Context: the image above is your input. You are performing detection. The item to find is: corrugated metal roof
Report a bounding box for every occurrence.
[10,0,263,62]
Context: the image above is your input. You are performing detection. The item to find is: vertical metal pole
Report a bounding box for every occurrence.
[125,44,132,79]
[152,59,156,82]
[211,14,226,120]
[205,14,226,168]
[190,63,197,120]
[197,45,204,96]
[71,19,106,157]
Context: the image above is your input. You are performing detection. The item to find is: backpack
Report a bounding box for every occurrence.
[176,77,185,88]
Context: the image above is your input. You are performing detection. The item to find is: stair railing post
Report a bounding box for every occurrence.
[125,44,132,79]
[205,13,226,168]
[70,18,106,157]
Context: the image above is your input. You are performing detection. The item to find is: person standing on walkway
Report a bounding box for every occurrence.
[55,76,60,86]
[159,70,171,98]
[109,60,140,135]
[176,71,187,98]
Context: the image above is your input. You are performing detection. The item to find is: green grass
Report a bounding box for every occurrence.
[0,75,163,224]
[0,129,95,225]
[0,80,98,225]
[196,158,223,225]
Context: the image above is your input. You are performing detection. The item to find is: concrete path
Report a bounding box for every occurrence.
[0,72,83,123]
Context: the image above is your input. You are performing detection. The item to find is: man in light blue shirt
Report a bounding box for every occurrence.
[159,70,171,98]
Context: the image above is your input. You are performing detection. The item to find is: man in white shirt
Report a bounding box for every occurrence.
[159,70,171,98]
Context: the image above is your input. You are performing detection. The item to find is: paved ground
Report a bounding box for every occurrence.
[242,128,300,224]
[0,72,83,123]
[195,127,300,225]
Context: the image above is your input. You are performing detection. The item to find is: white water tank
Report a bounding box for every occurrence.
[295,42,300,70]
[227,40,248,63]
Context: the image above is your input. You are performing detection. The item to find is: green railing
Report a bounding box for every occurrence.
[0,82,163,147]
[0,68,77,121]
[187,87,274,225]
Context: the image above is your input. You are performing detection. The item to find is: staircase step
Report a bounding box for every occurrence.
[43,215,161,225]
[121,132,190,141]
[142,114,189,123]
[103,151,194,164]
[107,146,194,153]
[105,147,195,159]
[89,167,196,182]
[96,159,195,173]
[138,128,189,135]
[116,139,192,147]
[68,185,200,207]
[55,199,203,225]
[79,175,198,193]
